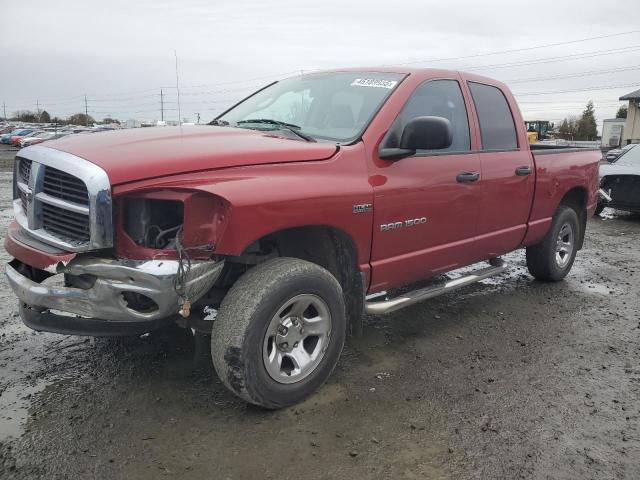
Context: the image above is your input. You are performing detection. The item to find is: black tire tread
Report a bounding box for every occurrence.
[211,257,345,408]
[526,205,580,282]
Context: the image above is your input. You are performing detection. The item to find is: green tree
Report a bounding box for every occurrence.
[576,101,597,140]
[558,116,578,140]
[67,113,95,126]
[616,105,628,119]
[40,110,51,123]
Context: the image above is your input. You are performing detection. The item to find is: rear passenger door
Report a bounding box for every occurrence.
[466,81,535,257]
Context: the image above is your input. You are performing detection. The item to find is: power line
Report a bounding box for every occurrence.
[504,65,640,84]
[385,29,640,67]
[6,30,640,108]
[467,45,640,71]
[514,82,640,96]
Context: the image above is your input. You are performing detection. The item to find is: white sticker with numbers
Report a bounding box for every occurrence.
[351,78,398,89]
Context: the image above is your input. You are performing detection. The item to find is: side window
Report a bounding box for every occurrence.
[389,79,471,154]
[468,82,518,150]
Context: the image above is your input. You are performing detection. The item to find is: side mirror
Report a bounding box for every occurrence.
[379,116,453,160]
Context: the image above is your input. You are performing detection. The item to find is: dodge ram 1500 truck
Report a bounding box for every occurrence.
[5,68,600,408]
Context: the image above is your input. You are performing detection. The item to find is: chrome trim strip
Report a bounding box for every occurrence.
[17,181,29,194]
[35,192,90,215]
[14,145,112,252]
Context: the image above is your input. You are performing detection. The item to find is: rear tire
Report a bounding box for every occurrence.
[211,257,346,409]
[526,205,580,282]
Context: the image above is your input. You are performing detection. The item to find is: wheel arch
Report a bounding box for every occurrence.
[232,225,365,336]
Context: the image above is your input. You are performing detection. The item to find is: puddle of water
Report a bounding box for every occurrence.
[0,378,50,441]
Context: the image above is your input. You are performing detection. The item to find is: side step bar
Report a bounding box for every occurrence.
[364,258,507,315]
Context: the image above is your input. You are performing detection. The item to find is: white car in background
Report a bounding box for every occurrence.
[19,131,70,147]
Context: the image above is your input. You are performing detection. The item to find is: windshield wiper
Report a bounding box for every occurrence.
[236,119,316,142]
[208,119,229,126]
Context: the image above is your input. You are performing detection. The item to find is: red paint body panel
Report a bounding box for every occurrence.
[5,222,76,270]
[521,149,601,246]
[112,144,375,284]
[10,68,600,296]
[46,126,338,185]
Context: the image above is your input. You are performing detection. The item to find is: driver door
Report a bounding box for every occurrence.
[368,78,482,291]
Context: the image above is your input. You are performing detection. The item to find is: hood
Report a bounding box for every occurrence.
[599,163,640,179]
[38,126,338,185]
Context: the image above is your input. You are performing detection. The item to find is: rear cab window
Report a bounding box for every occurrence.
[468,82,518,151]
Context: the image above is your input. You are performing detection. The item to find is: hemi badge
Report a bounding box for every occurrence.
[353,203,373,214]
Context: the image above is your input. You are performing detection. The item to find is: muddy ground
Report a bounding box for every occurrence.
[0,167,638,479]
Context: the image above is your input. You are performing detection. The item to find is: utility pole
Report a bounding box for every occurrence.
[160,89,164,122]
[196,112,200,124]
[174,50,181,125]
[36,99,41,123]
[2,102,6,122]
[84,95,89,126]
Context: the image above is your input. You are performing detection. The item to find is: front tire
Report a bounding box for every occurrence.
[526,205,580,282]
[211,257,346,409]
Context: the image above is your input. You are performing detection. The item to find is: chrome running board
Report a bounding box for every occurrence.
[364,258,507,315]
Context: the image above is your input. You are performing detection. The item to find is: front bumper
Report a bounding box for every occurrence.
[6,256,224,336]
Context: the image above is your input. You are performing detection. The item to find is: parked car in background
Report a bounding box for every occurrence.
[19,131,70,148]
[605,143,637,162]
[1,128,35,144]
[10,130,45,146]
[597,144,640,214]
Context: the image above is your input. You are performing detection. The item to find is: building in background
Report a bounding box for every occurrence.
[620,89,640,144]
[601,118,625,148]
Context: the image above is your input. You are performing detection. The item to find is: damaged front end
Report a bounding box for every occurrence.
[6,146,228,336]
[6,253,224,336]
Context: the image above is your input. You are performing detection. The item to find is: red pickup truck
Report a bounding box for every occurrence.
[6,68,600,408]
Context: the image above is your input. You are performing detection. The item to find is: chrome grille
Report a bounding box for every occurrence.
[19,189,28,214]
[18,157,32,184]
[41,203,90,242]
[12,145,113,252]
[43,165,90,206]
[17,158,31,214]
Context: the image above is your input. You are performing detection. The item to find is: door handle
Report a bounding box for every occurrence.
[456,171,480,183]
[515,166,532,176]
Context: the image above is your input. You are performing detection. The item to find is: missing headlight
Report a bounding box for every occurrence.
[124,198,184,249]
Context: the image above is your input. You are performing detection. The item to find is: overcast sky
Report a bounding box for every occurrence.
[1,0,639,127]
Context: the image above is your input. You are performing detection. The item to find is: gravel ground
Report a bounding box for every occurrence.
[0,169,638,479]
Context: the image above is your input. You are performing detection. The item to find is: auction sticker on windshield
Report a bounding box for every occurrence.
[351,78,398,89]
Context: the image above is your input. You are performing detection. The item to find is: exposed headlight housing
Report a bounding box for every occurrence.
[116,190,227,260]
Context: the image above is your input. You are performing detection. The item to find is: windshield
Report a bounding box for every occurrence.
[217,72,405,142]
[617,145,640,166]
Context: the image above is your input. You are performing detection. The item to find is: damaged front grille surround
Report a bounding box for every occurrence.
[13,145,113,252]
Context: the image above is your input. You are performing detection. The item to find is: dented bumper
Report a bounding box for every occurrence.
[4,222,224,336]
